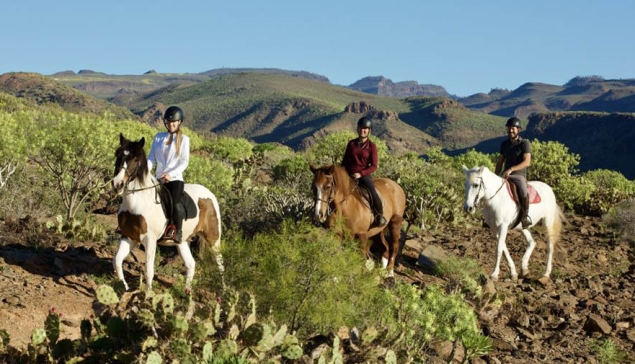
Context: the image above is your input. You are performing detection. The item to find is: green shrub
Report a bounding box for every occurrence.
[186,155,234,198]
[209,220,394,337]
[452,149,496,171]
[582,169,635,216]
[603,198,635,243]
[529,140,580,187]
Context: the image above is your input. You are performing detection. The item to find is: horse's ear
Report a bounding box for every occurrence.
[119,133,125,146]
[478,166,485,174]
[309,164,318,175]
[327,165,336,175]
[462,165,469,173]
[139,137,145,148]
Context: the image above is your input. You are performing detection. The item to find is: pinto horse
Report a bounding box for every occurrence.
[310,165,406,277]
[462,165,565,281]
[112,134,223,292]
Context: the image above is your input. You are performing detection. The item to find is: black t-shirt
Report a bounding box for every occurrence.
[500,137,531,177]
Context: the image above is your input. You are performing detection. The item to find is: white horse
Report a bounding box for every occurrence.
[462,165,564,281]
[112,134,223,293]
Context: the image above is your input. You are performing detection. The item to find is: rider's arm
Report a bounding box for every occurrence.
[359,143,378,177]
[147,133,161,172]
[494,154,504,175]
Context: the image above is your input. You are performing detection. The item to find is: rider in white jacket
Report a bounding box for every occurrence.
[147,106,190,241]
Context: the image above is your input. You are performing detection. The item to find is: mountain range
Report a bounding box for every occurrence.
[1,69,634,178]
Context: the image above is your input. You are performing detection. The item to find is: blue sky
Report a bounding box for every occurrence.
[3,1,634,96]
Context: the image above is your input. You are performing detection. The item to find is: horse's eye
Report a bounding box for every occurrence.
[472,184,479,188]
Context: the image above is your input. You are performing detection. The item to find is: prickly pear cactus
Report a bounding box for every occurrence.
[190,321,215,342]
[0,329,9,350]
[96,285,119,305]
[361,326,378,346]
[241,323,264,346]
[282,344,303,360]
[169,338,191,357]
[137,308,156,328]
[142,336,158,353]
[202,341,214,362]
[106,317,125,338]
[52,338,74,361]
[169,314,189,337]
[145,350,162,364]
[31,327,47,346]
[45,311,61,345]
[216,338,238,358]
[80,319,92,340]
[152,293,174,316]
[385,349,397,364]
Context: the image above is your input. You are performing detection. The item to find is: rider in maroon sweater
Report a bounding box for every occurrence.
[341,116,388,227]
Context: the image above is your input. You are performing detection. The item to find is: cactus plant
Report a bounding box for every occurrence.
[96,285,119,305]
[385,350,397,364]
[0,329,9,350]
[106,317,125,338]
[241,323,264,346]
[31,328,47,346]
[45,312,61,345]
[282,344,303,360]
[169,314,189,337]
[361,326,378,346]
[80,319,92,340]
[142,336,158,352]
[202,341,214,362]
[137,308,156,328]
[191,321,215,342]
[169,338,191,357]
[52,338,75,361]
[145,350,162,364]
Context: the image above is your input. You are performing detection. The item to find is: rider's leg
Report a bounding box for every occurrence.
[509,175,531,228]
[358,175,387,227]
[165,181,185,240]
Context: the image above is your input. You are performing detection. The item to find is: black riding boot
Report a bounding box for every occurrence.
[519,195,532,229]
[373,199,388,227]
[173,203,185,242]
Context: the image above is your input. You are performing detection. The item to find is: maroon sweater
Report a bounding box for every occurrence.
[341,138,378,177]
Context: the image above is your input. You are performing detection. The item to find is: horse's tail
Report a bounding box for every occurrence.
[548,204,565,246]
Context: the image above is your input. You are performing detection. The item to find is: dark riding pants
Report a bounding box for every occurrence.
[507,175,528,197]
[164,180,184,208]
[357,175,383,215]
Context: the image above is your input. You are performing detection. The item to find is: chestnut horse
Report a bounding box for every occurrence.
[310,165,406,277]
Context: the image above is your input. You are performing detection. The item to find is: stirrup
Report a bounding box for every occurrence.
[163,224,177,240]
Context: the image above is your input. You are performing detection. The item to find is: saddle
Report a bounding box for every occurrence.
[157,187,198,221]
[506,181,541,204]
[355,183,384,216]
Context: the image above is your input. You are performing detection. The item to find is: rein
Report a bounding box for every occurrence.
[316,173,356,216]
[474,177,506,206]
[119,165,161,201]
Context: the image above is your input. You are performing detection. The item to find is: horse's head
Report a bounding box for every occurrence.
[462,165,486,214]
[112,134,148,195]
[310,164,337,223]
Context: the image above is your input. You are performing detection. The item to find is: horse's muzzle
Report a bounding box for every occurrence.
[464,204,476,214]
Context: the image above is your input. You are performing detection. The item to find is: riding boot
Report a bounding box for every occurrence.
[373,199,388,227]
[519,194,532,229]
[173,203,185,242]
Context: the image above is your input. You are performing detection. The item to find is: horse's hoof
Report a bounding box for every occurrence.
[185,288,191,295]
[490,275,499,282]
[521,269,529,277]
[510,274,519,281]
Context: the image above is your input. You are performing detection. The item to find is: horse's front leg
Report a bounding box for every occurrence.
[113,237,136,291]
[357,233,371,259]
[143,234,158,292]
[177,242,196,294]
[491,224,517,281]
[520,229,537,277]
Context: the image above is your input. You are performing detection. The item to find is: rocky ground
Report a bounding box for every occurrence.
[0,213,633,363]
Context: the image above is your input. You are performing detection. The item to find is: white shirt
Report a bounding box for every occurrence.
[147,132,190,182]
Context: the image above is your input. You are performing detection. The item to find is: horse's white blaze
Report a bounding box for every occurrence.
[314,189,325,221]
[112,161,128,193]
[462,165,564,281]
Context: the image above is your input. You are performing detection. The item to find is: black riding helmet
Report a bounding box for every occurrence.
[164,106,185,122]
[357,116,373,129]
[505,116,522,129]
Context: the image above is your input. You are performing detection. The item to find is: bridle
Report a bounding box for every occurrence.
[116,163,160,198]
[313,173,356,216]
[471,176,505,207]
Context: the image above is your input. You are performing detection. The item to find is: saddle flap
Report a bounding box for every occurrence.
[159,187,198,220]
[505,181,542,204]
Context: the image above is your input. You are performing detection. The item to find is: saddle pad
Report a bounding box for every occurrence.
[506,182,542,204]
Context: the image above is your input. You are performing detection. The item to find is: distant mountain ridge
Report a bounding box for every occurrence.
[347,76,450,98]
[2,70,635,178]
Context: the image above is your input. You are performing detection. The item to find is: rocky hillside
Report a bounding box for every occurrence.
[348,76,450,98]
[0,73,136,120]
